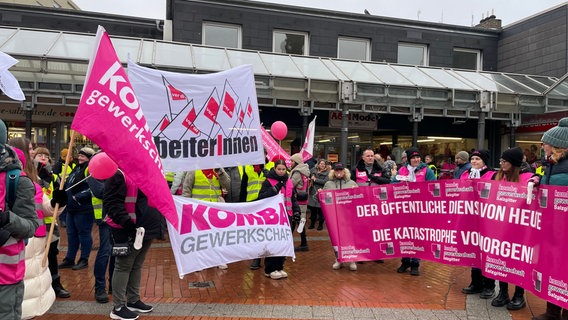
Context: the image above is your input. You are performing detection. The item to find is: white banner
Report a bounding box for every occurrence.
[128,62,264,171]
[168,194,295,276]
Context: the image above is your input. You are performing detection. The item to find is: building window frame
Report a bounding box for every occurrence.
[273,30,309,55]
[397,42,429,66]
[337,36,371,61]
[453,48,483,71]
[202,22,242,49]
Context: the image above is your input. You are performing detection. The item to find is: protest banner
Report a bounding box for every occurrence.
[320,180,567,308]
[127,62,264,171]
[168,194,295,276]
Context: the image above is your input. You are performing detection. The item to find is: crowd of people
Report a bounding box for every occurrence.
[1,117,568,320]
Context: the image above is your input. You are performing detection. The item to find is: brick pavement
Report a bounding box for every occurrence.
[34,225,546,320]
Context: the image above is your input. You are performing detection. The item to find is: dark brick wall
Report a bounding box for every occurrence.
[172,0,499,71]
[498,5,568,77]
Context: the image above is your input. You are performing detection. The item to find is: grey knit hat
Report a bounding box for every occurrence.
[542,117,568,149]
[456,151,469,162]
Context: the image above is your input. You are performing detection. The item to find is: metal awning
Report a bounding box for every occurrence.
[0,26,562,121]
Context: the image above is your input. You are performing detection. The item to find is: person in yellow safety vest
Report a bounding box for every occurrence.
[239,164,269,202]
[165,171,175,188]
[425,154,438,178]
[182,168,231,269]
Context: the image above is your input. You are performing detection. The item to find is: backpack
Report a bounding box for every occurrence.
[6,168,20,210]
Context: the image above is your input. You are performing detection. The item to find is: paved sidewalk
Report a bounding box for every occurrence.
[36,228,543,320]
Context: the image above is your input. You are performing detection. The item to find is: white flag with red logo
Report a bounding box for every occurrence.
[301,116,317,162]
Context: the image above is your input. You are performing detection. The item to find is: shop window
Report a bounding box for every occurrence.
[202,22,241,49]
[273,30,308,55]
[453,48,482,71]
[397,43,428,66]
[338,36,370,61]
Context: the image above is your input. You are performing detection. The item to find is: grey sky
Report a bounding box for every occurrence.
[73,0,567,27]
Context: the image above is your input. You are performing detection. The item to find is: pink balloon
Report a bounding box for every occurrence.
[88,152,118,180]
[270,121,288,140]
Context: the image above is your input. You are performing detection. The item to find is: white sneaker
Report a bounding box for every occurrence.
[279,270,288,278]
[218,264,228,270]
[332,260,341,270]
[266,270,282,279]
[349,262,357,271]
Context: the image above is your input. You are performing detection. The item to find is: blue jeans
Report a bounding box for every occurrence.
[94,222,114,290]
[65,211,94,262]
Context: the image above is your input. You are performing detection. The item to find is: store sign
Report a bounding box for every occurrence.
[517,111,568,133]
[0,104,77,122]
[328,111,378,130]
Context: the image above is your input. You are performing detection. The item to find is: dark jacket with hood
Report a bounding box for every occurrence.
[0,145,38,241]
[258,168,300,213]
[103,171,165,244]
[64,161,94,214]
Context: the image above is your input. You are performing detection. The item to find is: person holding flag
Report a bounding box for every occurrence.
[104,170,164,320]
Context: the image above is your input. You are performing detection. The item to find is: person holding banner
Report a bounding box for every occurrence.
[392,147,436,276]
[243,161,270,270]
[289,153,311,251]
[459,149,496,299]
[182,168,231,269]
[257,159,300,280]
[322,163,359,271]
[490,147,533,311]
[104,170,164,320]
[352,148,391,187]
[528,118,568,320]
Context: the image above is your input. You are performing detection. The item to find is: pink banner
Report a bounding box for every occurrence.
[260,126,291,167]
[71,26,178,228]
[320,180,568,308]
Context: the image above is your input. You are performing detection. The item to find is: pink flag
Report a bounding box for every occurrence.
[261,126,291,167]
[71,26,178,229]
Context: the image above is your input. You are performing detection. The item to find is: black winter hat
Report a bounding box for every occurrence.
[470,149,490,165]
[501,147,523,167]
[405,147,420,159]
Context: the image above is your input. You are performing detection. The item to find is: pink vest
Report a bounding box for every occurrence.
[267,178,294,216]
[105,174,138,229]
[355,168,383,186]
[33,182,46,237]
[397,166,428,182]
[0,171,26,285]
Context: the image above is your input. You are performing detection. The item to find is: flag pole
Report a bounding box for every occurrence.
[42,130,77,267]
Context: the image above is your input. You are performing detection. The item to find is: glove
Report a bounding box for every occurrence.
[0,210,9,228]
[50,189,68,208]
[292,211,301,222]
[37,163,53,184]
[273,181,284,193]
[528,175,540,187]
